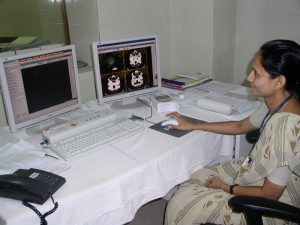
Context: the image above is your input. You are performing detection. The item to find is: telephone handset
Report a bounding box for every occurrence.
[0,168,66,204]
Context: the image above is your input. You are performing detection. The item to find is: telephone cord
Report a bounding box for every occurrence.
[22,195,58,225]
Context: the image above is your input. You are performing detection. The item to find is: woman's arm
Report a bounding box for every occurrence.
[205,176,286,200]
[167,112,258,135]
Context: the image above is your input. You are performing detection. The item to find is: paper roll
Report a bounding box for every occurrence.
[196,98,234,115]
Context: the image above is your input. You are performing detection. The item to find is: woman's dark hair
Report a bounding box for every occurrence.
[259,39,300,98]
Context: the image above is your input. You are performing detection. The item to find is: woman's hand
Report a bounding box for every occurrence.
[205,175,228,191]
[166,112,196,130]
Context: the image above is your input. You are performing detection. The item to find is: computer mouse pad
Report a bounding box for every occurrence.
[150,116,203,137]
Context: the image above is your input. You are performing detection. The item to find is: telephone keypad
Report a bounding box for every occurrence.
[35,173,59,186]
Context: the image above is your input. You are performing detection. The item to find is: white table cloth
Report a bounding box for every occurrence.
[0,123,234,225]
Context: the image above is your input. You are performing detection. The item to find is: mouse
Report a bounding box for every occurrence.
[161,118,179,127]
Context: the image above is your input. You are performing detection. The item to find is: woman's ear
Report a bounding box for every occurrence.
[275,75,286,90]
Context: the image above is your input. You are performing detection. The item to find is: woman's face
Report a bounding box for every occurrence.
[247,54,278,97]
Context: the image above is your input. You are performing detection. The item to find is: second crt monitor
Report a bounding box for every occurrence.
[91,35,161,110]
[0,45,81,133]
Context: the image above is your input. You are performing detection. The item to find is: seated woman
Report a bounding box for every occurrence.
[164,39,300,225]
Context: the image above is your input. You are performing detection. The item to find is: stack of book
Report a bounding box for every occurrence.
[161,73,212,90]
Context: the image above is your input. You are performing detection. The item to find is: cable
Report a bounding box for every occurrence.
[22,195,58,225]
[292,170,300,178]
[40,139,49,148]
[137,97,155,124]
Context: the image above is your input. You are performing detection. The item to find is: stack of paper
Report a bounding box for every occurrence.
[162,73,212,90]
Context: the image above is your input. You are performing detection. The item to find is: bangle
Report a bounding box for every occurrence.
[229,184,238,195]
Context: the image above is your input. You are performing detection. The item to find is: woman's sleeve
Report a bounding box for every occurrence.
[249,102,268,128]
[267,166,291,186]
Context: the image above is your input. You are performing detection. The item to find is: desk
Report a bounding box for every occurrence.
[0,117,234,225]
[0,84,255,225]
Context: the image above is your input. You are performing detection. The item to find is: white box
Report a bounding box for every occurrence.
[151,94,179,113]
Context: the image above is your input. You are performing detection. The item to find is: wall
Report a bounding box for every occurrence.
[213,0,237,82]
[66,0,99,64]
[169,0,214,76]
[96,0,172,75]
[0,0,67,44]
[66,0,215,76]
[66,0,170,69]
[0,1,40,37]
[234,0,300,85]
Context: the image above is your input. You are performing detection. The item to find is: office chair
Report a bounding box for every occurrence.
[228,195,300,225]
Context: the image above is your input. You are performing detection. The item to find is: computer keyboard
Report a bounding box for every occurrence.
[47,117,144,160]
[44,110,144,160]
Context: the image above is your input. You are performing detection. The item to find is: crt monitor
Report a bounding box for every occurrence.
[0,45,81,133]
[91,35,161,110]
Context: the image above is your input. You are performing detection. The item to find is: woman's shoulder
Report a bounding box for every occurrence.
[273,112,300,119]
[270,112,300,129]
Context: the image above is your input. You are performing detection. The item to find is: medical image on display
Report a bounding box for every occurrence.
[124,48,147,69]
[103,73,126,94]
[99,52,124,74]
[129,50,142,67]
[126,68,148,91]
[99,47,154,96]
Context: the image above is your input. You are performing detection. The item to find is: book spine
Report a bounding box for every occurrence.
[162,82,184,90]
[197,78,213,86]
[162,85,184,90]
[162,80,182,86]
[161,78,185,85]
[182,78,213,88]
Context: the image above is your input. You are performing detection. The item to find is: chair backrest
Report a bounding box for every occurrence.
[229,196,300,225]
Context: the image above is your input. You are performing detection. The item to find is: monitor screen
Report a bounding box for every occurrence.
[92,35,161,110]
[0,45,81,133]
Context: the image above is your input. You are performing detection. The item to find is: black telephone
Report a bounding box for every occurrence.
[0,168,66,204]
